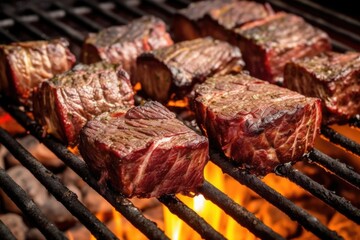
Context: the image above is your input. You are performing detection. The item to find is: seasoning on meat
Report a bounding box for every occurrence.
[81,15,173,84]
[173,0,273,42]
[284,51,360,124]
[193,73,322,175]
[33,62,134,146]
[79,101,209,198]
[0,38,75,107]
[235,12,331,84]
[135,37,244,103]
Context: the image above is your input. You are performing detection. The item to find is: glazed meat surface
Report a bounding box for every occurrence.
[0,38,75,107]
[79,101,208,198]
[81,15,173,83]
[33,62,134,146]
[284,51,360,124]
[135,38,244,103]
[193,73,322,175]
[235,12,331,84]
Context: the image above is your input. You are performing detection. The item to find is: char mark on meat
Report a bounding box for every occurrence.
[235,12,331,84]
[79,101,209,198]
[0,38,75,107]
[81,15,173,85]
[135,37,244,103]
[284,51,360,124]
[193,73,322,175]
[33,62,134,146]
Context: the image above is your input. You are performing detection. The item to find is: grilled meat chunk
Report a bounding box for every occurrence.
[33,62,134,146]
[0,38,75,107]
[172,0,230,41]
[79,101,209,198]
[235,12,331,84]
[81,15,173,84]
[284,51,360,124]
[173,0,273,42]
[193,73,322,175]
[135,38,244,103]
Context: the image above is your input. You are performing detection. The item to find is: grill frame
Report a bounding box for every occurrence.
[0,1,359,239]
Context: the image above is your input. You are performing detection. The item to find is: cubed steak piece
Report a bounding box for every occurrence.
[193,73,322,175]
[235,12,331,84]
[172,0,230,41]
[81,15,173,83]
[79,101,209,198]
[284,51,360,124]
[173,0,273,43]
[33,62,134,146]
[135,38,244,103]
[0,38,75,107]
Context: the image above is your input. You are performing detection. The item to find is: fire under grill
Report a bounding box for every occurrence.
[0,0,359,239]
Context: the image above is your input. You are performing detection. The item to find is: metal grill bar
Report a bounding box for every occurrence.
[309,149,360,190]
[321,126,360,156]
[2,12,50,40]
[0,166,67,240]
[0,101,170,240]
[0,28,17,42]
[199,181,284,240]
[266,0,360,46]
[79,0,127,25]
[276,163,360,224]
[210,150,342,240]
[53,1,103,32]
[143,0,177,15]
[349,118,360,128]
[0,128,118,240]
[28,6,84,43]
[112,0,146,17]
[293,0,360,29]
[0,220,16,240]
[158,195,226,240]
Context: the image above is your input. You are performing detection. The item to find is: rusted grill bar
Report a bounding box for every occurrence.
[0,166,67,240]
[276,163,360,224]
[321,126,360,156]
[0,99,170,240]
[199,181,284,240]
[210,149,343,240]
[0,219,16,240]
[309,149,360,190]
[158,195,226,240]
[0,128,118,240]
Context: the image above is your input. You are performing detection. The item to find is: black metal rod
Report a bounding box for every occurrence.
[53,1,103,31]
[142,0,177,15]
[276,163,360,224]
[0,167,67,240]
[0,102,170,240]
[29,6,84,44]
[0,219,17,240]
[309,149,360,190]
[3,12,50,40]
[199,181,285,240]
[267,0,360,45]
[0,128,118,240]
[158,195,226,240]
[0,28,18,42]
[79,0,128,25]
[294,0,360,29]
[113,0,146,17]
[210,150,342,240]
[321,126,360,157]
[349,117,360,128]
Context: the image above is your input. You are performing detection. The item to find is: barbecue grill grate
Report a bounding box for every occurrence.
[0,1,359,240]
